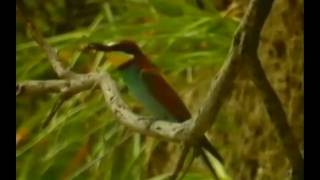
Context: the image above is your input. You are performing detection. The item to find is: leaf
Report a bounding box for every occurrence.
[149,0,184,17]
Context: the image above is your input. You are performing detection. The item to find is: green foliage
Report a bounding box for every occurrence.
[16,0,238,179]
[149,0,185,17]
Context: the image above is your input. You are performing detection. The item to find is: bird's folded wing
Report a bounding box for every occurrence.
[141,68,191,122]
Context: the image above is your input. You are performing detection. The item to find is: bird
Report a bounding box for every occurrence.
[84,40,223,179]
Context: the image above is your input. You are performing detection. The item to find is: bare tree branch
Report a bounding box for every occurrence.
[99,73,192,141]
[16,73,100,96]
[17,3,78,78]
[191,0,275,140]
[16,80,68,96]
[26,21,73,78]
[249,56,304,180]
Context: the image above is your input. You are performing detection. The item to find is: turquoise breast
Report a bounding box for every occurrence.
[120,65,176,121]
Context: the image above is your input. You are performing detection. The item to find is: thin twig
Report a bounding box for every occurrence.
[169,146,190,180]
[178,149,196,180]
[41,93,73,129]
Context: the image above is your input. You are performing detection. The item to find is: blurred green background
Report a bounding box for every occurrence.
[16,0,303,179]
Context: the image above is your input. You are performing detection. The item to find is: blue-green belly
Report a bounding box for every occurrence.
[120,65,176,121]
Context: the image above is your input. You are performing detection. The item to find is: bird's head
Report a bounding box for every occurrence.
[84,40,143,69]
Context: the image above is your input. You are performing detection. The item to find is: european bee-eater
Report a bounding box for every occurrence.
[85,40,223,179]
